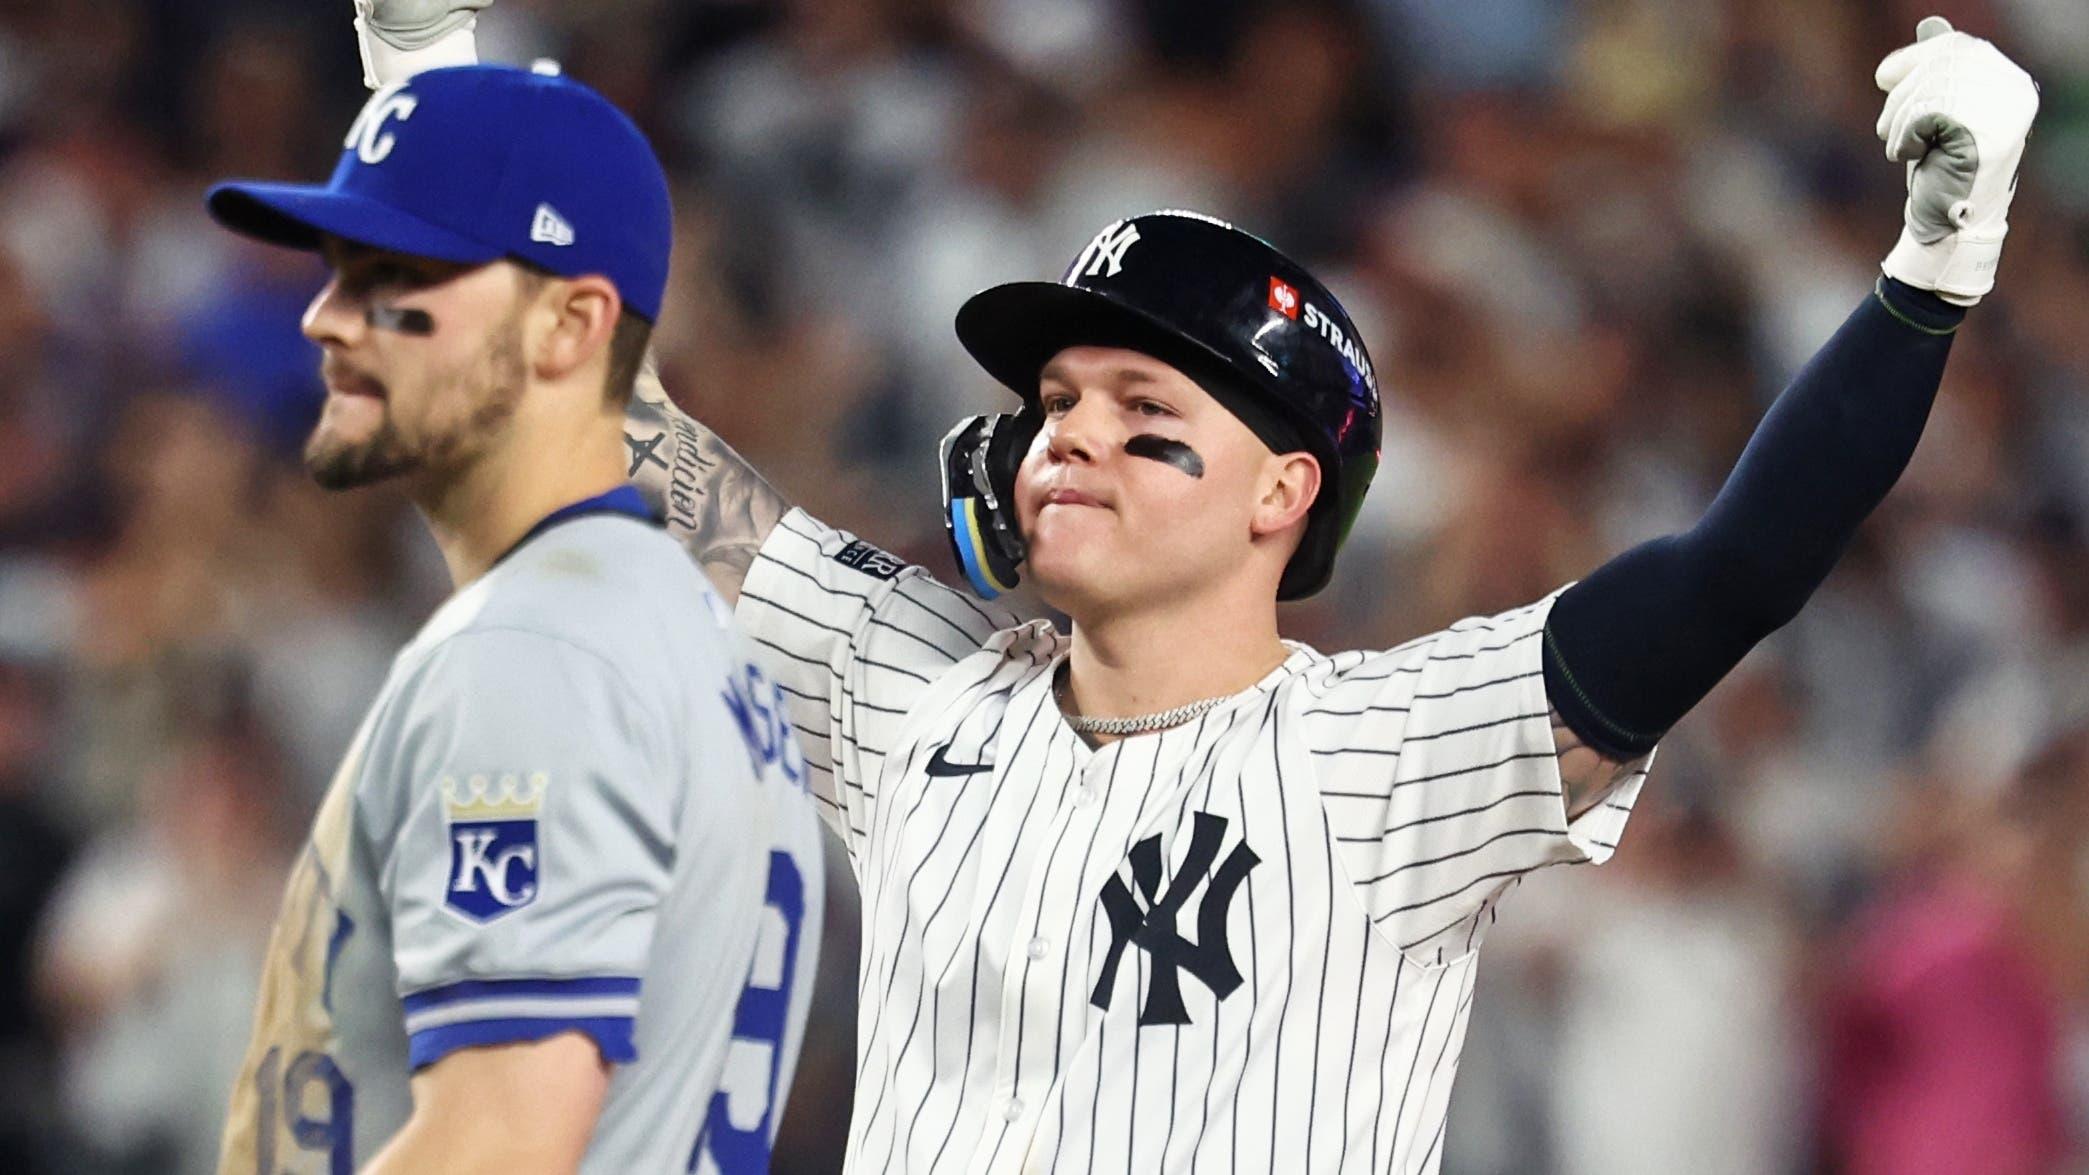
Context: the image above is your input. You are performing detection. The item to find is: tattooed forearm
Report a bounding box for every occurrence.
[1549,708,1648,821]
[622,355,790,604]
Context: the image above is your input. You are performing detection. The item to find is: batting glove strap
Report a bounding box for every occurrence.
[1874,16,2040,306]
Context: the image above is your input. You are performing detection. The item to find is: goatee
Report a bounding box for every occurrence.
[304,317,527,492]
[304,414,418,490]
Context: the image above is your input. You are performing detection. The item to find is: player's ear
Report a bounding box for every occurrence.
[527,270,620,389]
[1249,450,1319,538]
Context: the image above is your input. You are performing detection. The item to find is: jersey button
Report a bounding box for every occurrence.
[1003,1098,1025,1122]
[1026,936,1049,960]
[1072,786,1096,807]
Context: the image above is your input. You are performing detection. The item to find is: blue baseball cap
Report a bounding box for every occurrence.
[207,64,672,321]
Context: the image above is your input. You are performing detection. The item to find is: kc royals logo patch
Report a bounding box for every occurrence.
[442,773,547,922]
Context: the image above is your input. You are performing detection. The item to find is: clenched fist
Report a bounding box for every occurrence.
[1875,16,2040,306]
[353,0,491,88]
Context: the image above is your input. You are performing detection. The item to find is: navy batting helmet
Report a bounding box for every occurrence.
[949,210,1382,600]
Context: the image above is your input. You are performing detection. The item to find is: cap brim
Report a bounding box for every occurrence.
[956,281,1252,406]
[206,181,505,265]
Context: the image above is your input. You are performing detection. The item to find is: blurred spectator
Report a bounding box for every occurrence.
[0,247,83,553]
[1544,783,1807,1175]
[0,661,71,1171]
[34,717,295,1175]
[1819,727,2089,1175]
[1449,744,1807,1175]
[55,393,267,833]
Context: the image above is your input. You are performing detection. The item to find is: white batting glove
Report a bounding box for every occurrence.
[353,0,490,89]
[1875,16,2039,306]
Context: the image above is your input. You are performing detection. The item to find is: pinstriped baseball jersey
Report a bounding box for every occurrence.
[736,509,1647,1174]
[218,507,824,1174]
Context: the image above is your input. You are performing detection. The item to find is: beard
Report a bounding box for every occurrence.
[305,312,528,491]
[303,405,415,490]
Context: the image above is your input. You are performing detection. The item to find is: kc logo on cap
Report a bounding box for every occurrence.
[345,83,419,165]
[204,64,674,322]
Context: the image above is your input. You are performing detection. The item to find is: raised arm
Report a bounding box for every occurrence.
[621,360,792,604]
[1540,17,2037,815]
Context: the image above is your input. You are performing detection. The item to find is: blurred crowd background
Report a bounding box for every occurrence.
[0,0,2084,1171]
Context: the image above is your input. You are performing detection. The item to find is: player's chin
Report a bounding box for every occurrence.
[303,418,415,491]
[1029,498,1116,545]
[1025,538,1128,615]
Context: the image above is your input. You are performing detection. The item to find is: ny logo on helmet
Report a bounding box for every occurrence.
[1092,811,1260,1026]
[344,82,418,165]
[1072,221,1142,280]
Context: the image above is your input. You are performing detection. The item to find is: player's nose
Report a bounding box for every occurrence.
[301,273,366,350]
[1045,397,1113,466]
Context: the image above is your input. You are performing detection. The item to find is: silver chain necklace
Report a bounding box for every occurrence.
[1053,667,1233,736]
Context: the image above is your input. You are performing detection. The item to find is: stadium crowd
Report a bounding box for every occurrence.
[0,0,2083,1171]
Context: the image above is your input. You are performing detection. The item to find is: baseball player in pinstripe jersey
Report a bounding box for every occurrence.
[202,51,823,1174]
[619,16,2035,1173]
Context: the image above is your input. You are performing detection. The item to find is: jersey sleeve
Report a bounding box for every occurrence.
[1303,591,1649,963]
[366,628,676,1071]
[734,509,1013,859]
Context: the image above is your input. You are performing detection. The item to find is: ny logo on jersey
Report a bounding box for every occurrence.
[441,773,546,921]
[1091,811,1260,1026]
[1071,221,1141,280]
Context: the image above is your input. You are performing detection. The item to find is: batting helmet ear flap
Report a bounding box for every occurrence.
[940,409,1040,599]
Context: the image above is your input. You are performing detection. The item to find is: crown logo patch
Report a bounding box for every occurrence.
[442,772,548,820]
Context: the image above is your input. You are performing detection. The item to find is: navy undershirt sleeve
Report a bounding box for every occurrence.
[1542,277,1966,759]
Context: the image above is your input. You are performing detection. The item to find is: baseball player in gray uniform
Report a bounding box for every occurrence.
[620,16,2034,1175]
[203,63,823,1174]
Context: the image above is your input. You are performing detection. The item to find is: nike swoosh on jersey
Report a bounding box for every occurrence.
[925,743,993,778]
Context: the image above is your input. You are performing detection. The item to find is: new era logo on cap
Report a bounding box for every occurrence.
[531,203,574,247]
[203,65,673,321]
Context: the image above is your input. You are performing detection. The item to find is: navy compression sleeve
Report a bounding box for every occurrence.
[1542,277,1966,758]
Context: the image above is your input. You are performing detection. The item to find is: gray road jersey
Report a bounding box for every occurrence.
[736,510,1646,1174]
[219,512,823,1175]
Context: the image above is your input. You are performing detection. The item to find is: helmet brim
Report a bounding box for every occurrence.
[956,281,1263,411]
